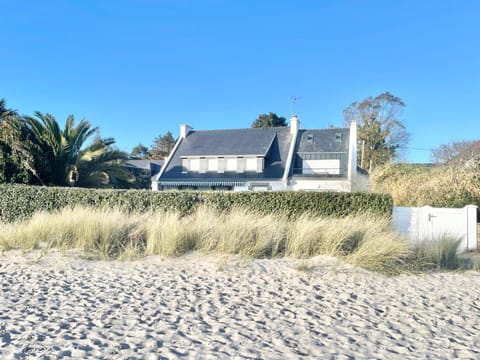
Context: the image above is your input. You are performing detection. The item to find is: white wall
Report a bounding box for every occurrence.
[234,181,286,192]
[289,178,352,192]
[393,205,478,252]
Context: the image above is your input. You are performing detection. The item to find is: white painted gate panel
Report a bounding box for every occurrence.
[393,205,478,252]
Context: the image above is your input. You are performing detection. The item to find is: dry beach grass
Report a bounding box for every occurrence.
[0,206,411,273]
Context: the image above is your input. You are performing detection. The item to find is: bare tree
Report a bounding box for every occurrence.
[343,92,409,172]
[431,140,480,166]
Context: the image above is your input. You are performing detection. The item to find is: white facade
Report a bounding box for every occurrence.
[289,178,353,192]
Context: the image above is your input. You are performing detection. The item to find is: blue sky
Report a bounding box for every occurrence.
[1,0,478,163]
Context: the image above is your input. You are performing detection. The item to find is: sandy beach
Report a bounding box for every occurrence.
[1,251,480,359]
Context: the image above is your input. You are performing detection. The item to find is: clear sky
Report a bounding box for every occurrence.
[1,0,479,163]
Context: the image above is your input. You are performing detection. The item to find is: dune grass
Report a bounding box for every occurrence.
[407,236,468,271]
[0,207,147,259]
[2,205,466,274]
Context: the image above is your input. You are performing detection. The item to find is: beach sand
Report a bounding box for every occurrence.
[1,250,480,359]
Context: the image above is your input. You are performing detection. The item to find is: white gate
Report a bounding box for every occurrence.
[393,205,478,252]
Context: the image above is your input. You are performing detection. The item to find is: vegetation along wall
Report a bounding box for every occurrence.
[0,184,393,223]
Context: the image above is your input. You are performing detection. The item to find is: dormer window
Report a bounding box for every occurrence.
[189,158,200,172]
[181,158,189,173]
[225,158,237,172]
[307,134,314,143]
[207,158,218,172]
[245,158,257,171]
[181,156,264,174]
[335,133,342,142]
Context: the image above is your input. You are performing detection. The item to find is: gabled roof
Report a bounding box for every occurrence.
[178,128,278,157]
[296,128,350,153]
[159,127,292,182]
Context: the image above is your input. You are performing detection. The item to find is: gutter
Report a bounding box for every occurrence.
[152,135,184,190]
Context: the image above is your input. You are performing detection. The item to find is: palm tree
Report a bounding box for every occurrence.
[24,112,135,188]
[0,99,39,184]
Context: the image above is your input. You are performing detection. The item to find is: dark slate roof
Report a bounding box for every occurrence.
[178,128,278,157]
[296,128,350,153]
[124,160,164,179]
[159,127,292,181]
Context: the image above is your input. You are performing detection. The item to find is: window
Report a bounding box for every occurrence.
[303,159,340,175]
[225,158,237,171]
[190,159,200,172]
[207,158,218,172]
[251,185,270,191]
[335,133,342,142]
[181,158,189,173]
[245,158,257,171]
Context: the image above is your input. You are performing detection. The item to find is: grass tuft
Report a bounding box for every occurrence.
[145,211,191,257]
[409,236,467,271]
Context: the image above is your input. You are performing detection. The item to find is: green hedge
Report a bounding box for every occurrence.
[0,184,393,223]
[203,191,392,218]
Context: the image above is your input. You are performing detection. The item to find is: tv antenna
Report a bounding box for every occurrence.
[290,96,302,117]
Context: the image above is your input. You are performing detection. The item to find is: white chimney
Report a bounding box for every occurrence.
[348,120,358,182]
[180,124,192,139]
[282,115,301,186]
[290,115,300,135]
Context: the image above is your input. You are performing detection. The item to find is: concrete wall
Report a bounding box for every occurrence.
[393,205,478,252]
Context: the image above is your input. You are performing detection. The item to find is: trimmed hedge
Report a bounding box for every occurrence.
[0,184,393,223]
[203,191,392,218]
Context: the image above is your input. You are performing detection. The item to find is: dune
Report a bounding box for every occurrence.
[1,250,479,359]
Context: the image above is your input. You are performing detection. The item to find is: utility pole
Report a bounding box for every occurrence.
[360,140,365,169]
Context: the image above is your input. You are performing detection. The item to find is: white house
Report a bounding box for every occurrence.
[152,116,368,192]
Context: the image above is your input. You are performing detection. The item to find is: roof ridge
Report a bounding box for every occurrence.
[300,127,349,131]
[190,126,288,133]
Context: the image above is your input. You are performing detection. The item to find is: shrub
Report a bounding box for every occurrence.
[0,184,393,223]
[371,163,480,207]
